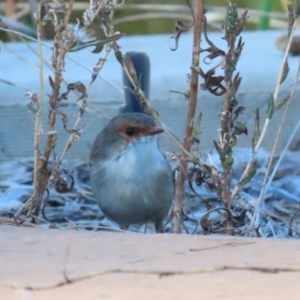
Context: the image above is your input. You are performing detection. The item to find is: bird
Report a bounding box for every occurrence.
[89,52,174,232]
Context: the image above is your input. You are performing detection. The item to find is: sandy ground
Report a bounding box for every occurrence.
[0,226,300,299]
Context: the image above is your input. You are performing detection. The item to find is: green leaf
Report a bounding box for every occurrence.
[238,161,257,187]
[266,93,275,119]
[252,108,261,151]
[280,59,289,84]
[224,155,234,171]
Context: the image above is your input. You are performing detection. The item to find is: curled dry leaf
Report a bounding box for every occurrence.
[233,121,248,136]
[199,68,226,96]
[201,12,225,61]
[55,175,74,193]
[231,105,246,120]
[60,81,87,102]
[170,0,195,51]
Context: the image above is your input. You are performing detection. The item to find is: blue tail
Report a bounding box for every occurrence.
[119,52,150,113]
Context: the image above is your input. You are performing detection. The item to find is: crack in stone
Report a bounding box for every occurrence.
[2,265,300,291]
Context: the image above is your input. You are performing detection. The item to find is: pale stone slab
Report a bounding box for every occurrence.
[0,226,300,299]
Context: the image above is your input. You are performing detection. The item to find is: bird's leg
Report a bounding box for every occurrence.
[155,219,164,233]
[119,223,129,231]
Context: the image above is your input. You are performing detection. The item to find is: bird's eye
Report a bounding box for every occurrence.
[125,128,135,136]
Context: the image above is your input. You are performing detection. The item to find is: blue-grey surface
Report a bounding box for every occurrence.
[1,30,299,102]
[1,30,300,161]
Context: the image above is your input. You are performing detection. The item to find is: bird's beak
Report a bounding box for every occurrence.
[144,126,164,136]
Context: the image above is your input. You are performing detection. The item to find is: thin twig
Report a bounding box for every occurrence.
[59,44,112,164]
[250,38,300,229]
[116,45,196,162]
[230,20,298,202]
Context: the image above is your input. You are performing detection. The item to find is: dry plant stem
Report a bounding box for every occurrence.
[33,2,45,198]
[250,43,300,229]
[38,0,74,199]
[5,28,111,123]
[18,0,75,219]
[59,0,117,163]
[173,0,203,234]
[223,171,232,235]
[59,44,113,163]
[14,2,45,219]
[6,0,15,16]
[44,0,74,165]
[230,20,298,203]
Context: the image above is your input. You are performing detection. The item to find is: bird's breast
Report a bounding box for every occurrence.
[99,136,167,180]
[90,136,173,226]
